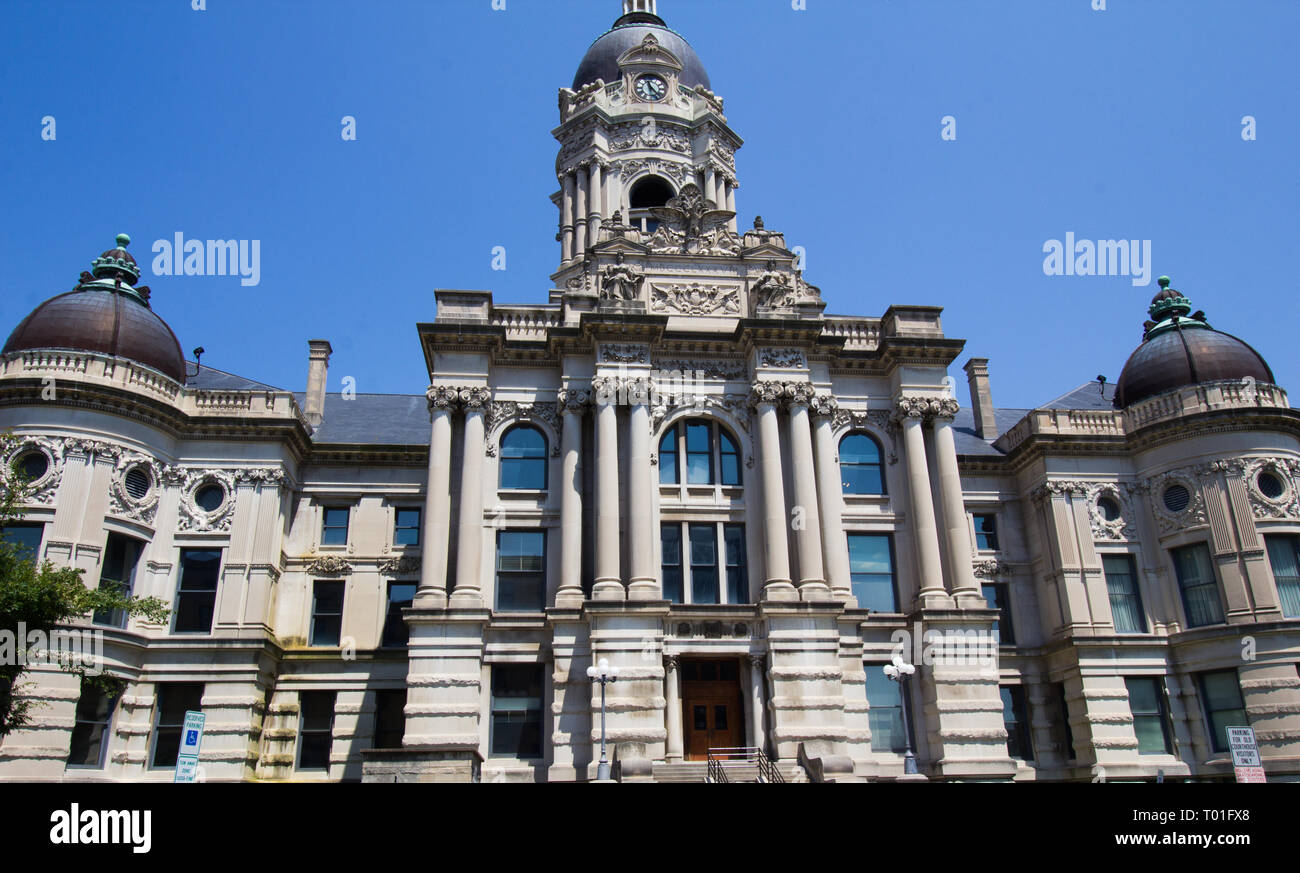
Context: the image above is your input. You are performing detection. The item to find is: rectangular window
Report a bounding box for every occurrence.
[1199,670,1247,754]
[723,524,748,604]
[973,513,999,551]
[1055,683,1075,761]
[659,431,678,485]
[94,533,144,629]
[1103,554,1147,633]
[689,523,719,605]
[381,581,417,647]
[1001,685,1034,762]
[150,683,203,769]
[310,580,344,647]
[67,678,119,769]
[393,508,421,547]
[1126,677,1173,755]
[490,665,543,759]
[1172,543,1225,627]
[661,524,684,604]
[0,522,44,560]
[1264,535,1300,618]
[320,507,349,546]
[297,691,336,771]
[865,667,908,753]
[373,689,407,750]
[496,530,546,612]
[847,534,897,613]
[981,582,1016,645]
[173,549,221,634]
[685,422,713,485]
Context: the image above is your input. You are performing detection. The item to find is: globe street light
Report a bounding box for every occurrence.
[883,655,919,776]
[587,657,620,781]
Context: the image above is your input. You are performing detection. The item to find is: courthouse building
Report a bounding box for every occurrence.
[1,0,1299,782]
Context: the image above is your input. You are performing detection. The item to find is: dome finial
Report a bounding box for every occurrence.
[89,231,143,288]
[116,233,131,248]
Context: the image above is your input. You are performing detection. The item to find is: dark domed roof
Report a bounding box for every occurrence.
[573,17,711,91]
[1114,277,1272,408]
[3,234,187,384]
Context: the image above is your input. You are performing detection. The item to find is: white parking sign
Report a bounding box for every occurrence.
[1226,726,1266,783]
[174,710,206,784]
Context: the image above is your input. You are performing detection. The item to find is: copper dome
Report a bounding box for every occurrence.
[1114,278,1272,408]
[2,235,187,384]
[573,17,711,91]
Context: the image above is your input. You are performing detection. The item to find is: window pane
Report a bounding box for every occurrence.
[689,524,719,604]
[373,690,407,750]
[1103,554,1146,633]
[298,691,336,770]
[173,549,221,634]
[67,680,119,768]
[841,435,884,496]
[974,514,999,551]
[719,431,741,486]
[724,525,748,604]
[848,535,896,612]
[1265,536,1300,618]
[321,508,349,545]
[685,422,710,452]
[497,532,546,612]
[382,582,417,647]
[659,430,678,485]
[1001,686,1033,761]
[1125,678,1172,755]
[94,533,143,628]
[661,524,683,604]
[311,581,344,646]
[981,583,1015,645]
[1173,544,1224,627]
[394,508,421,546]
[490,666,543,758]
[865,669,906,753]
[1200,670,1247,754]
[151,683,203,769]
[0,523,43,560]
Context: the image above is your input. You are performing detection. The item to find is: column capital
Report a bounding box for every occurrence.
[591,375,623,406]
[747,654,766,670]
[426,385,461,412]
[558,387,591,414]
[457,386,492,412]
[809,393,838,420]
[893,395,959,423]
[748,380,784,409]
[781,381,816,411]
[664,654,679,672]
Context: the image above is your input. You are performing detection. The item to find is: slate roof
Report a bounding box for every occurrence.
[188,363,281,392]
[295,393,432,445]
[1042,380,1117,410]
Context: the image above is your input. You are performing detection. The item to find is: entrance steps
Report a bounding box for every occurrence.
[651,760,808,784]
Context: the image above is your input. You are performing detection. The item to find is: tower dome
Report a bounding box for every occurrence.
[3,234,188,384]
[1113,277,1273,408]
[573,1,711,91]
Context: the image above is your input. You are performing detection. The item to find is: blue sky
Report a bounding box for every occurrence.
[1,0,1296,411]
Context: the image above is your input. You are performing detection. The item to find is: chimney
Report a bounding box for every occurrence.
[305,340,332,427]
[963,358,997,440]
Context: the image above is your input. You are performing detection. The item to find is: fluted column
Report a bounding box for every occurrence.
[415,387,458,607]
[664,655,684,762]
[574,165,589,256]
[561,173,576,263]
[714,175,727,214]
[626,378,658,600]
[607,167,623,221]
[784,383,829,601]
[726,182,737,232]
[748,655,768,755]
[751,382,796,601]
[811,395,854,604]
[704,166,718,206]
[587,161,604,243]
[932,399,980,605]
[592,376,624,600]
[451,387,490,605]
[896,397,948,608]
[556,388,589,607]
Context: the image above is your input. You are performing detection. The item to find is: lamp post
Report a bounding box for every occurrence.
[883,656,919,776]
[587,657,619,781]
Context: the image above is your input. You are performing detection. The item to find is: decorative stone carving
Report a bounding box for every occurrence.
[1239,457,1300,519]
[781,381,816,409]
[650,282,741,316]
[304,555,353,576]
[599,342,648,364]
[893,395,959,423]
[590,376,624,405]
[558,388,591,414]
[1088,483,1139,542]
[809,394,838,419]
[646,183,741,256]
[751,260,798,309]
[615,157,689,186]
[758,348,806,369]
[655,359,746,380]
[485,401,560,444]
[748,381,785,408]
[599,253,645,302]
[1141,469,1208,536]
[176,469,238,532]
[609,120,690,154]
[972,559,1012,578]
[379,555,421,576]
[4,436,65,506]
[107,451,172,526]
[427,385,461,411]
[458,387,491,411]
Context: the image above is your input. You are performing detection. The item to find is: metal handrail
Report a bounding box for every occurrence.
[706,747,785,783]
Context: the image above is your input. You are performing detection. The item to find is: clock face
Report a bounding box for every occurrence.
[635,74,668,102]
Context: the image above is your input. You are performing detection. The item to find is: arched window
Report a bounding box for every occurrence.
[500,425,548,490]
[628,175,675,236]
[659,419,742,487]
[840,433,884,495]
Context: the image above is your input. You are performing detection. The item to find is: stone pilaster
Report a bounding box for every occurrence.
[556,388,589,607]
[751,382,796,601]
[784,382,829,601]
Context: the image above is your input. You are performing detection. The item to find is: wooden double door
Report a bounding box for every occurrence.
[680,659,744,761]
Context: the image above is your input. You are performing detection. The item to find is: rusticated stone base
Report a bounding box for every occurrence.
[361,747,483,783]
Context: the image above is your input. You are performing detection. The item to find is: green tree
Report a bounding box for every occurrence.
[0,433,169,737]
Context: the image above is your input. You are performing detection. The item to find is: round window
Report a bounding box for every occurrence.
[194,483,225,513]
[16,450,48,482]
[1098,496,1122,522]
[1257,471,1285,500]
[1162,483,1191,513]
[123,466,152,500]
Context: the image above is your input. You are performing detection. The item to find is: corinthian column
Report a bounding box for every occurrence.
[574,166,589,256]
[626,378,659,600]
[450,387,490,605]
[810,395,853,604]
[751,382,796,601]
[556,387,589,607]
[784,383,829,601]
[932,398,980,605]
[592,376,624,600]
[561,173,576,263]
[664,655,684,763]
[587,161,604,242]
[415,386,459,607]
[897,397,948,609]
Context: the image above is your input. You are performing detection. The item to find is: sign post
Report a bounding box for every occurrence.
[1226,725,1266,783]
[174,710,206,784]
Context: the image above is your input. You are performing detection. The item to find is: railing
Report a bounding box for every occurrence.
[706,747,785,784]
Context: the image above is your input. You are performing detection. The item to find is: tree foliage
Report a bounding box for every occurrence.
[0,433,170,737]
